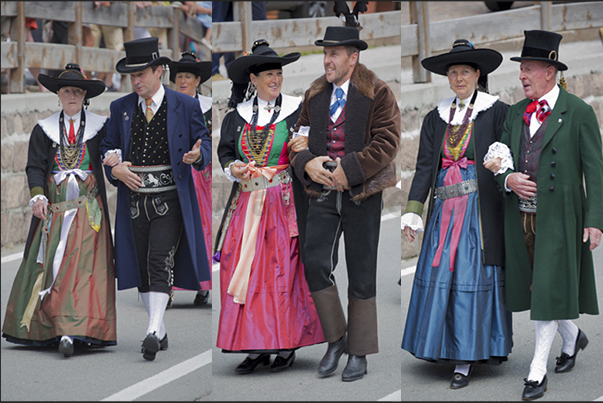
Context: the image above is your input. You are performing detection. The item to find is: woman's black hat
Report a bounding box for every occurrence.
[116,37,172,74]
[315,26,367,50]
[227,39,301,84]
[37,63,106,99]
[169,51,212,84]
[421,39,503,76]
[510,30,567,71]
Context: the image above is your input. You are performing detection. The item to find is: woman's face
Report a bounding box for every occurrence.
[58,86,86,116]
[175,72,201,98]
[447,64,480,100]
[250,68,283,102]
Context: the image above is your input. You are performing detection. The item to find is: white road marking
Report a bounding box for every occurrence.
[379,390,401,401]
[101,350,212,401]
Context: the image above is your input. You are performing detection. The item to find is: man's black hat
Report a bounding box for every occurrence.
[116,37,172,74]
[315,26,368,50]
[227,39,301,84]
[169,51,212,84]
[421,39,503,76]
[510,30,567,71]
[38,63,106,98]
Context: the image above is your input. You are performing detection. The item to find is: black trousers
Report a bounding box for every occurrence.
[304,190,382,299]
[130,189,183,294]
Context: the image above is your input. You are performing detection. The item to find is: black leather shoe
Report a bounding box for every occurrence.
[450,366,473,389]
[271,351,295,372]
[342,355,367,382]
[318,334,347,376]
[159,333,168,351]
[59,338,74,357]
[142,333,161,361]
[522,376,547,400]
[235,353,271,374]
[555,329,588,373]
[194,290,210,306]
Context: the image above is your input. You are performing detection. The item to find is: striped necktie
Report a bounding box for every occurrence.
[145,98,154,123]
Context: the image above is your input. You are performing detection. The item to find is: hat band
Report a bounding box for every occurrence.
[521,46,559,61]
[322,40,344,44]
[125,52,160,67]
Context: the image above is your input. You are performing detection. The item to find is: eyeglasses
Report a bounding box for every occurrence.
[252,39,269,52]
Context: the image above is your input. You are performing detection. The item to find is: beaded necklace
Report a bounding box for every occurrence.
[57,111,86,169]
[446,90,477,149]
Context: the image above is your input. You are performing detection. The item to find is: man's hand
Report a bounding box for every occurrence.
[583,227,602,251]
[288,136,308,153]
[305,156,336,189]
[230,161,250,181]
[32,198,47,220]
[507,172,537,200]
[483,157,502,174]
[111,161,142,191]
[333,157,349,192]
[183,139,202,164]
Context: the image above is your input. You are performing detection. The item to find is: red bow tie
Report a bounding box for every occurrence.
[523,99,551,126]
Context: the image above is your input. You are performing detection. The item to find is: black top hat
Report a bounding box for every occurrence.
[421,39,503,76]
[227,39,301,84]
[169,51,212,84]
[38,63,106,99]
[510,30,567,71]
[315,26,368,50]
[116,37,172,74]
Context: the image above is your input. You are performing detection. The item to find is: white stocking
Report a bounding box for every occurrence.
[528,320,557,382]
[454,364,471,376]
[144,291,169,339]
[556,319,579,356]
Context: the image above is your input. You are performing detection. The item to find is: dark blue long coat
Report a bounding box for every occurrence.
[100,87,212,291]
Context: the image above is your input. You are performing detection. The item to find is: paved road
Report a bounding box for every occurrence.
[1,250,212,401]
[400,241,603,401]
[209,213,403,401]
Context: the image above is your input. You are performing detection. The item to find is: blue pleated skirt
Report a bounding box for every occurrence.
[402,164,513,364]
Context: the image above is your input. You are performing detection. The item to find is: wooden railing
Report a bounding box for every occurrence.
[1,1,208,93]
[213,1,603,83]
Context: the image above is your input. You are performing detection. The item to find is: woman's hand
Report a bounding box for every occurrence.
[103,152,120,167]
[288,136,308,153]
[483,157,502,174]
[230,161,250,180]
[32,198,48,220]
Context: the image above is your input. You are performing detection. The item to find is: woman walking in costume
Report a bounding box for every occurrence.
[2,64,116,357]
[214,39,324,374]
[401,39,513,388]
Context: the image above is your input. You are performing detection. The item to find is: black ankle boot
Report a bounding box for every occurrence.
[235,354,271,374]
[318,334,347,376]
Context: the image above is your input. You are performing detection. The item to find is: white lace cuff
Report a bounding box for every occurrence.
[224,159,242,183]
[29,194,48,207]
[104,149,122,164]
[484,141,514,175]
[401,212,424,232]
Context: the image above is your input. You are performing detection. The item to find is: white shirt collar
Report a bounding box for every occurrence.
[138,84,165,114]
[537,84,559,111]
[331,79,350,101]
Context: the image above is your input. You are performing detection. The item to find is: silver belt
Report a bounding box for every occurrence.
[435,179,477,200]
[519,195,537,214]
[240,170,291,192]
[129,164,176,193]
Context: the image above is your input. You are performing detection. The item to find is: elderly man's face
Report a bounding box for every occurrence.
[519,60,555,100]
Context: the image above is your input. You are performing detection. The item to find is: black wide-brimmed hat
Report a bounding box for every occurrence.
[315,26,367,50]
[169,51,212,84]
[421,39,503,76]
[116,37,172,74]
[38,63,106,99]
[510,30,567,71]
[227,39,301,84]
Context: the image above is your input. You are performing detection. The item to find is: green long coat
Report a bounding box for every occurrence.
[496,85,603,320]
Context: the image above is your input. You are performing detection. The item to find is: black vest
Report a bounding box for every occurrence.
[518,118,549,184]
[129,97,170,166]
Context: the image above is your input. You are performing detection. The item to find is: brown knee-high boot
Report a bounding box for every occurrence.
[347,296,378,356]
[311,285,346,342]
[311,285,348,376]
